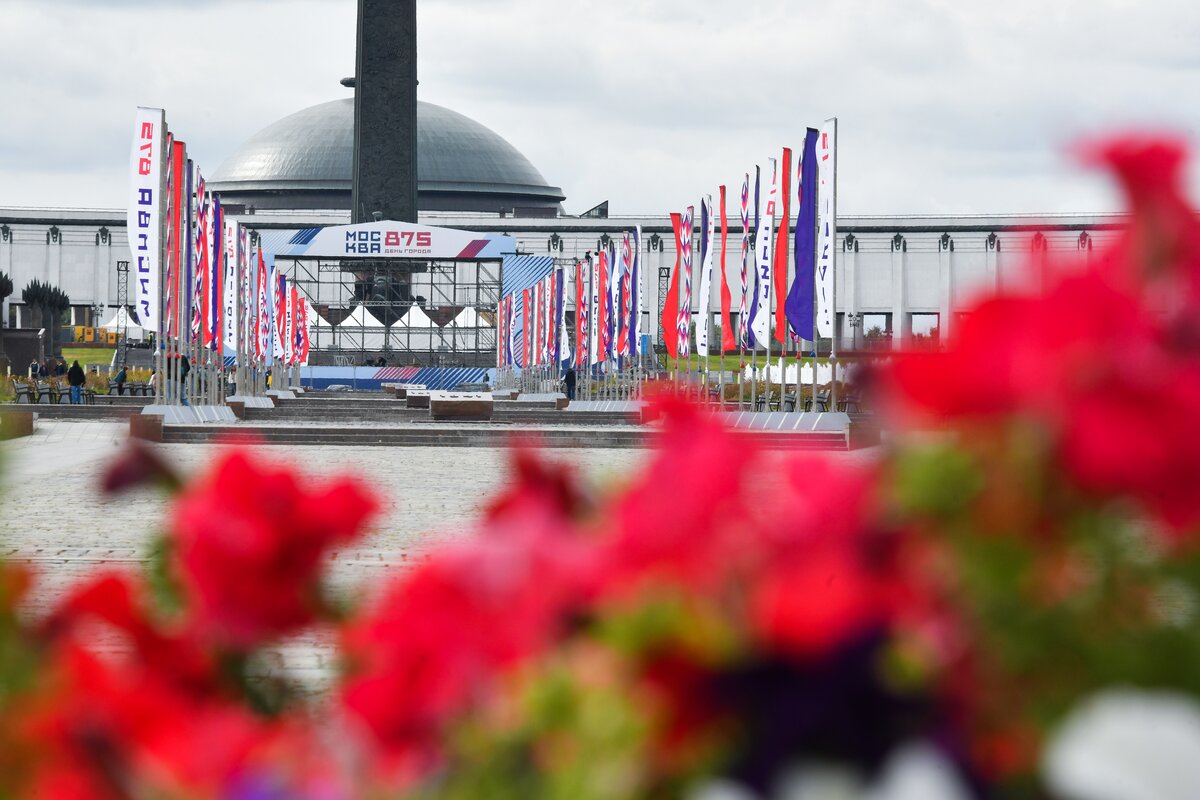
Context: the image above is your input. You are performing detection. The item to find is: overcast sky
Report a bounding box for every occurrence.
[3,0,1200,217]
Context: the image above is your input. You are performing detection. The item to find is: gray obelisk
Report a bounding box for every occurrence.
[351,0,418,224]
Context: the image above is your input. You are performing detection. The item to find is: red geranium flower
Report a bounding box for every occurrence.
[172,449,378,647]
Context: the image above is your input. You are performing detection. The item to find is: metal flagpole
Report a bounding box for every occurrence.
[828,118,839,412]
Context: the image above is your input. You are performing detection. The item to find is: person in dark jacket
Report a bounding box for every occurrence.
[66,360,86,404]
[114,366,127,396]
[564,366,577,401]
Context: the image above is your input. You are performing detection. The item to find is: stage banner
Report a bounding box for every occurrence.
[679,206,694,360]
[739,175,750,350]
[223,218,238,354]
[750,159,777,348]
[128,107,165,334]
[786,128,820,340]
[662,214,682,360]
[629,226,642,356]
[773,147,793,345]
[696,196,714,357]
[816,118,838,338]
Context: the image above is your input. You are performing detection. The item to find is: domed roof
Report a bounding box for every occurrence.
[209,98,564,212]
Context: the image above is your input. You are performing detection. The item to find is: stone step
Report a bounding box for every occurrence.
[1,405,139,419]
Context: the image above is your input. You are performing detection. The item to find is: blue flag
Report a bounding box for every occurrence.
[785,128,819,341]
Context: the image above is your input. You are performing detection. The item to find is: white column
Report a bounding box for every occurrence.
[938,233,954,342]
[890,233,908,349]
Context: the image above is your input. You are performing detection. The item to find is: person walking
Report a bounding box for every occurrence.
[114,366,127,396]
[66,360,86,404]
[564,366,577,401]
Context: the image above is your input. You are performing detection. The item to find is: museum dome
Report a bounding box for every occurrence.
[209,98,565,214]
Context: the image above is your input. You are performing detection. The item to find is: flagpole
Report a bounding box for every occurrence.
[828,118,840,412]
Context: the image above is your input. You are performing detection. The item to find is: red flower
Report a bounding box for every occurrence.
[341,450,589,774]
[172,449,378,647]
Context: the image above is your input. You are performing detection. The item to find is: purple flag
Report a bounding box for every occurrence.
[786,128,819,340]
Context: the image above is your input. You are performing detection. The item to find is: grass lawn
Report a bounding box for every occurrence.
[61,348,116,368]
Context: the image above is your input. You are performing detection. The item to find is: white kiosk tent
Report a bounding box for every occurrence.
[336,305,386,351]
[99,307,146,341]
[390,304,439,352]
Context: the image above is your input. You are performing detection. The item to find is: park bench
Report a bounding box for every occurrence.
[11,382,32,404]
[35,382,53,404]
[804,391,831,412]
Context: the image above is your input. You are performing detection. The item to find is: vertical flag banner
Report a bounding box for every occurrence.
[696,196,714,357]
[273,271,286,360]
[256,249,269,362]
[223,218,238,354]
[291,284,303,365]
[506,296,517,368]
[679,206,694,360]
[208,197,224,351]
[522,288,533,368]
[284,279,296,365]
[738,175,750,350]
[816,119,838,338]
[719,185,735,354]
[630,226,643,357]
[662,213,682,360]
[128,107,165,334]
[534,279,544,367]
[787,128,820,340]
[773,147,793,345]
[556,267,568,365]
[546,272,556,363]
[588,254,600,366]
[595,248,609,364]
[607,244,619,360]
[298,297,311,365]
[165,138,186,340]
[750,159,777,347]
[191,168,208,340]
[241,228,253,360]
[574,261,586,367]
[618,234,632,359]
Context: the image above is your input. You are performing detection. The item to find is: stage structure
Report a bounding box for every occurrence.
[269,220,514,366]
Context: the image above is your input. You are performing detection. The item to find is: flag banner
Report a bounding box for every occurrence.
[273,271,286,361]
[596,249,609,364]
[719,185,735,354]
[291,284,304,365]
[241,228,253,360]
[191,168,208,340]
[183,158,194,346]
[679,206,694,360]
[298,296,311,365]
[816,119,838,338]
[738,175,750,350]
[618,234,632,358]
[574,262,585,367]
[556,267,568,365]
[497,293,506,369]
[606,244,619,360]
[534,279,543,367]
[522,288,533,368]
[223,218,239,354]
[786,128,820,341]
[546,271,557,363]
[165,138,186,340]
[128,107,165,334]
[256,249,269,362]
[662,213,682,360]
[506,295,517,368]
[697,196,715,357]
[773,147,793,345]
[588,254,601,367]
[750,159,777,348]
[284,279,295,365]
[630,226,642,356]
[163,134,175,339]
[208,196,223,351]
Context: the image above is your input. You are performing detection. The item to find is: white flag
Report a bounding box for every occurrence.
[223,219,238,355]
[128,107,165,335]
[816,119,838,339]
[696,195,715,357]
[751,159,777,348]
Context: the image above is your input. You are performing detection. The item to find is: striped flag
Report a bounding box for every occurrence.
[191,166,208,340]
[522,288,533,368]
[291,284,304,365]
[208,196,223,352]
[574,261,586,367]
[256,248,269,362]
[679,206,694,360]
[617,233,631,359]
[738,175,750,351]
[662,213,682,360]
[595,248,609,364]
[629,226,642,358]
[544,273,555,363]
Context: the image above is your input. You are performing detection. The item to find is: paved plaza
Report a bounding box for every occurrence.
[0,420,876,693]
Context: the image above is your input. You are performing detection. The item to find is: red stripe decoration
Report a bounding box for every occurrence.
[662,213,682,360]
[456,240,489,259]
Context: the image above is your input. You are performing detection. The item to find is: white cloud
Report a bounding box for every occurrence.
[2,0,1200,216]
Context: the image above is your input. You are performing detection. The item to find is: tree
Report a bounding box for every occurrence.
[21,280,70,358]
[46,286,71,357]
